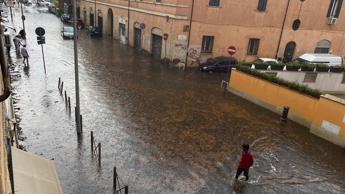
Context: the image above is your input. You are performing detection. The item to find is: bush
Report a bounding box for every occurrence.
[236,66,321,98]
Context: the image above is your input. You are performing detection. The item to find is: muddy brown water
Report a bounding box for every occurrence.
[8,5,345,194]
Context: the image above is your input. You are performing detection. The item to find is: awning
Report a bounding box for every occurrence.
[12,147,63,194]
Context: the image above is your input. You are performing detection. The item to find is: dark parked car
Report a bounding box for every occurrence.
[199,57,238,72]
[88,26,102,37]
[61,14,71,23]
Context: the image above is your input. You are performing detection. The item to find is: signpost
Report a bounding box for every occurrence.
[226,46,236,82]
[35,27,47,74]
[163,33,168,59]
[227,46,236,56]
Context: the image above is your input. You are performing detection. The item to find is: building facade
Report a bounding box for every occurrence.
[80,0,193,62]
[80,0,345,65]
[192,0,345,63]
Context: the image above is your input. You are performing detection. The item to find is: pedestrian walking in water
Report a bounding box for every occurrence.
[13,35,21,57]
[235,144,254,181]
[21,45,29,66]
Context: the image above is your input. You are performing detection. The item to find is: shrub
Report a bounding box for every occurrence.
[236,66,321,98]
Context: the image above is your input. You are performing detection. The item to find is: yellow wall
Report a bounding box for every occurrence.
[229,70,318,123]
[313,96,345,138]
[229,70,345,146]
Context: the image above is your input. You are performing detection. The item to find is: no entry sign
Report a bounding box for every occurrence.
[227,46,236,56]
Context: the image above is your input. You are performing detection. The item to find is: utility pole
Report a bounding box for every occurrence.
[73,0,81,134]
[275,0,291,59]
[185,0,195,67]
[20,2,25,30]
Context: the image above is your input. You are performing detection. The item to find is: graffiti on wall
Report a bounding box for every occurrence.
[174,44,187,61]
[187,45,201,61]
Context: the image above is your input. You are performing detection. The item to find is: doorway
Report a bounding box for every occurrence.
[98,16,103,34]
[151,34,162,60]
[283,41,296,63]
[134,27,142,49]
[119,23,126,44]
[107,9,113,36]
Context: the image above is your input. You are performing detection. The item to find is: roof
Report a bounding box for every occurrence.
[12,147,63,194]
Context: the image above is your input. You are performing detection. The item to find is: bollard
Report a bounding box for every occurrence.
[68,97,71,113]
[91,131,94,155]
[281,106,290,122]
[80,115,83,133]
[60,82,64,94]
[64,91,67,108]
[124,186,128,194]
[75,106,79,133]
[113,167,117,190]
[98,143,101,165]
[58,77,61,90]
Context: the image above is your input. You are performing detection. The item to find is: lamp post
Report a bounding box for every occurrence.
[73,0,81,134]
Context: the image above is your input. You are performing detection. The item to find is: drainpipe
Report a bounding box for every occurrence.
[127,0,130,45]
[185,0,195,67]
[94,0,96,27]
[275,0,291,59]
[0,25,11,102]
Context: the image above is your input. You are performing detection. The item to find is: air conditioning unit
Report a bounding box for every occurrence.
[328,17,337,25]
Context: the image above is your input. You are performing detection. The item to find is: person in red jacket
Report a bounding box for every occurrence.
[235,144,254,181]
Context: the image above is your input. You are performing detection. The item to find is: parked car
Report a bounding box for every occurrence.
[199,57,238,72]
[67,19,85,29]
[61,14,71,23]
[253,58,278,64]
[61,26,74,39]
[88,26,102,37]
[37,0,52,7]
[296,53,343,66]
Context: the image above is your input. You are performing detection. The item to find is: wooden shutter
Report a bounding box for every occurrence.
[327,0,335,17]
[335,0,343,17]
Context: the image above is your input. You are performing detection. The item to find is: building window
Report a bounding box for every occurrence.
[315,40,331,53]
[304,72,318,83]
[257,0,267,11]
[327,0,343,18]
[201,36,214,53]
[209,0,220,7]
[247,38,260,55]
[342,73,345,83]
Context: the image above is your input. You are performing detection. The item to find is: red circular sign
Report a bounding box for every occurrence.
[227,46,236,56]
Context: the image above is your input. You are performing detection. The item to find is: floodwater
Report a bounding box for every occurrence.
[8,5,345,194]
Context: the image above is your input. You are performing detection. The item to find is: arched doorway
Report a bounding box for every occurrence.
[151,27,163,59]
[315,40,331,53]
[283,41,296,62]
[83,8,87,25]
[134,22,142,49]
[89,8,94,26]
[107,9,113,36]
[98,11,103,34]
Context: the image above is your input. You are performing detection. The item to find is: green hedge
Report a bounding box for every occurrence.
[236,65,321,98]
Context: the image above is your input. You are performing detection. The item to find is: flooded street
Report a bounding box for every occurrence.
[9,6,345,194]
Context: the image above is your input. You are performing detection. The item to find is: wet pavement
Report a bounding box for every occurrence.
[7,5,345,194]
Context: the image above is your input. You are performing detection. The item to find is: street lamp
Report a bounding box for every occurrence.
[73,0,81,134]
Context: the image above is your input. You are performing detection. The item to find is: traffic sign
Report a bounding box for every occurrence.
[163,33,168,40]
[35,27,45,36]
[227,46,236,56]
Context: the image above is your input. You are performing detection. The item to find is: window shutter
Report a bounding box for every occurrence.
[327,0,335,17]
[257,0,267,11]
[335,0,343,17]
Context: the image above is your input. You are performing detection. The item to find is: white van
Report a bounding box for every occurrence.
[296,53,343,66]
